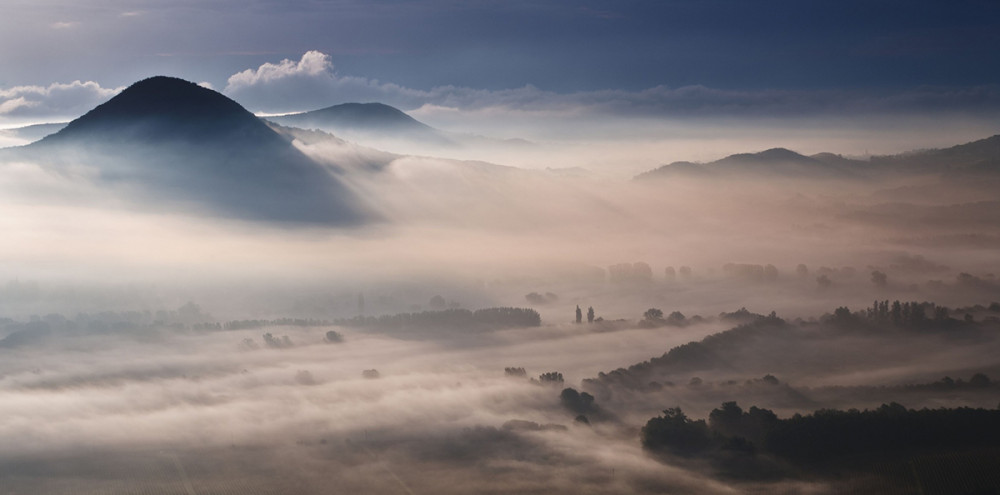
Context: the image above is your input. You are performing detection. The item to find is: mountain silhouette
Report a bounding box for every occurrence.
[635,134,1000,181]
[272,102,430,131]
[268,102,452,145]
[637,147,855,180]
[20,76,368,225]
[709,148,851,177]
[868,134,1000,174]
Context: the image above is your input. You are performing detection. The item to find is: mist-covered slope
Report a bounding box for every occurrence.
[12,76,369,225]
[0,122,67,144]
[268,102,451,144]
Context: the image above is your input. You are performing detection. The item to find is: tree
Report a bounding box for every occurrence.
[871,270,888,288]
[539,372,564,384]
[560,387,596,414]
[504,367,527,377]
[796,263,809,278]
[587,306,595,323]
[575,305,582,324]
[324,330,344,343]
[764,264,778,282]
[641,407,711,455]
[970,373,991,387]
[643,308,664,321]
[667,311,686,324]
[429,295,447,309]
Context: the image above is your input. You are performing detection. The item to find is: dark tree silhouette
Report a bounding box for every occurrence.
[429,295,447,309]
[575,305,582,324]
[641,407,711,456]
[871,270,888,288]
[539,372,564,384]
[644,308,664,321]
[560,387,596,414]
[504,367,527,378]
[587,306,595,323]
[796,263,809,278]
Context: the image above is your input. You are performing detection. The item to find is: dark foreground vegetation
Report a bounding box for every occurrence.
[642,401,1000,492]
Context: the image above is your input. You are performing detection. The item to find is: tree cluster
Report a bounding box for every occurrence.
[641,401,1000,464]
[608,262,653,284]
[335,307,541,333]
[722,263,779,283]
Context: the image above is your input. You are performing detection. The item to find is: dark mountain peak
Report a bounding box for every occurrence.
[19,76,368,226]
[269,101,437,137]
[37,76,273,145]
[314,102,427,127]
[81,76,244,121]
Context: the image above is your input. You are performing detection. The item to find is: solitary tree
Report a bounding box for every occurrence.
[871,270,888,288]
[575,305,582,324]
[587,306,595,323]
[644,308,664,321]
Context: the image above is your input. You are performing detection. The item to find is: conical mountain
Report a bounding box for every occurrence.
[24,76,368,225]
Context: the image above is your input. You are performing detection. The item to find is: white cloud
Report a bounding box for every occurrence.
[224,51,1000,121]
[227,50,332,87]
[224,50,434,112]
[0,80,121,120]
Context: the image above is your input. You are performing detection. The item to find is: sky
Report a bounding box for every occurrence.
[1,0,999,133]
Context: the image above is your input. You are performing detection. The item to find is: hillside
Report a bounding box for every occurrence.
[11,76,368,225]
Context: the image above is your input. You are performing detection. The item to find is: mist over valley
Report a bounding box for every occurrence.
[2,51,1000,494]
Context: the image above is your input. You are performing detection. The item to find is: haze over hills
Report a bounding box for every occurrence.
[270,102,434,133]
[0,122,67,143]
[2,77,1000,494]
[5,76,369,225]
[635,134,1000,181]
[267,102,454,145]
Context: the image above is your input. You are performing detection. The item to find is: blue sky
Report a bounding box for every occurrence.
[1,0,999,124]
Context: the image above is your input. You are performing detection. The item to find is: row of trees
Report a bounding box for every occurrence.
[827,299,999,328]
[336,307,541,333]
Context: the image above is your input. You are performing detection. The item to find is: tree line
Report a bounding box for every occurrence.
[334,307,541,333]
[641,399,1000,463]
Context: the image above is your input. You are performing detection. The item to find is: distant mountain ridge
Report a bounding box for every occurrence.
[636,134,1000,180]
[270,102,432,132]
[11,76,368,225]
[267,102,452,145]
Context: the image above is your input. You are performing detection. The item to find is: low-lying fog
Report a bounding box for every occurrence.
[1,113,998,493]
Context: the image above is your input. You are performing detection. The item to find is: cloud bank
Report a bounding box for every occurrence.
[0,80,121,122]
[223,51,1000,120]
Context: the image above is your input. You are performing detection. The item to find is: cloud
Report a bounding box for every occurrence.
[224,51,1000,120]
[224,51,431,112]
[0,80,121,120]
